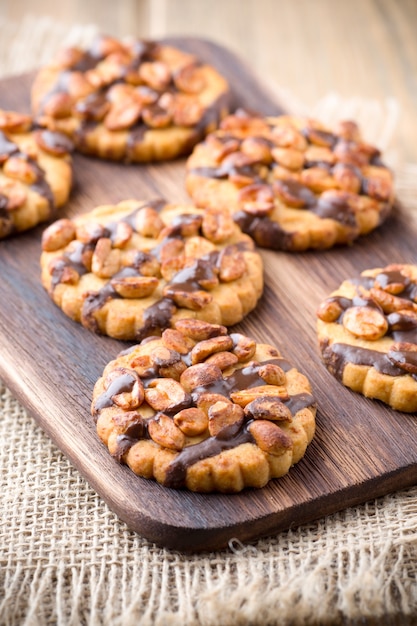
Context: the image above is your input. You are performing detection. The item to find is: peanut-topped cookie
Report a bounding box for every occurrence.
[31,34,231,162]
[0,109,72,238]
[317,264,417,412]
[186,111,394,251]
[92,320,316,492]
[40,199,263,339]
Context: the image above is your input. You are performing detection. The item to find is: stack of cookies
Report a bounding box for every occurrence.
[5,33,414,494]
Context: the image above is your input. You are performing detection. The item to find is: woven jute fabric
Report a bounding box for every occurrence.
[1,15,417,626]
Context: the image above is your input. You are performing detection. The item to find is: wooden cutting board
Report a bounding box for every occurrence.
[1,37,417,553]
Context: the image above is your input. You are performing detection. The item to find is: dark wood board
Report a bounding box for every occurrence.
[1,37,417,553]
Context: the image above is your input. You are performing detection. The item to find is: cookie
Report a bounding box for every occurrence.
[185,111,394,251]
[317,264,417,412]
[40,199,263,340]
[91,319,316,492]
[0,109,73,238]
[31,34,231,162]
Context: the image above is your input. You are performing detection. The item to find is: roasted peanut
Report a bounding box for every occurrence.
[111,275,159,298]
[0,181,27,211]
[238,183,275,216]
[42,218,76,252]
[201,209,235,243]
[271,124,307,150]
[129,354,155,378]
[123,251,160,277]
[184,237,217,261]
[173,407,208,436]
[142,105,172,128]
[76,222,108,244]
[150,345,182,369]
[333,163,361,194]
[220,112,270,137]
[231,385,289,407]
[258,363,286,386]
[240,136,272,164]
[230,333,256,361]
[161,328,195,354]
[66,71,95,99]
[173,95,204,126]
[110,221,133,248]
[91,238,121,277]
[180,362,223,392]
[218,247,246,283]
[148,413,185,451]
[157,239,185,264]
[174,63,206,93]
[303,124,336,148]
[139,61,172,90]
[196,392,232,414]
[208,401,244,436]
[316,297,346,323]
[244,396,292,421]
[204,134,240,163]
[174,319,227,341]
[336,120,361,142]
[205,351,238,371]
[160,256,191,282]
[104,99,142,131]
[363,166,393,202]
[190,335,234,365]
[103,367,144,410]
[249,420,292,455]
[49,259,80,285]
[342,305,388,340]
[145,378,191,412]
[271,146,304,170]
[4,156,38,184]
[43,92,73,118]
[0,110,31,133]
[167,288,213,311]
[369,287,416,314]
[299,167,335,193]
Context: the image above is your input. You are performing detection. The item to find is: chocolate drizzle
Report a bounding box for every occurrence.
[94,370,138,413]
[164,421,254,489]
[233,210,295,250]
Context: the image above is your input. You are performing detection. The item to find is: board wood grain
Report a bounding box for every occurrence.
[1,37,417,552]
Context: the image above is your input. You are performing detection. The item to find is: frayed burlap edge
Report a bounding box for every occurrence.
[1,14,417,626]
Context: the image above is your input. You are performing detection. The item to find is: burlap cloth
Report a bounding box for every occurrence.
[1,15,417,626]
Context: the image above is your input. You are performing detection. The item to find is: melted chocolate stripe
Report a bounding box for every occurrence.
[163,423,254,489]
[323,342,406,378]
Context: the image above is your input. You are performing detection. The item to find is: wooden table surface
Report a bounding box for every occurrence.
[2,0,417,162]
